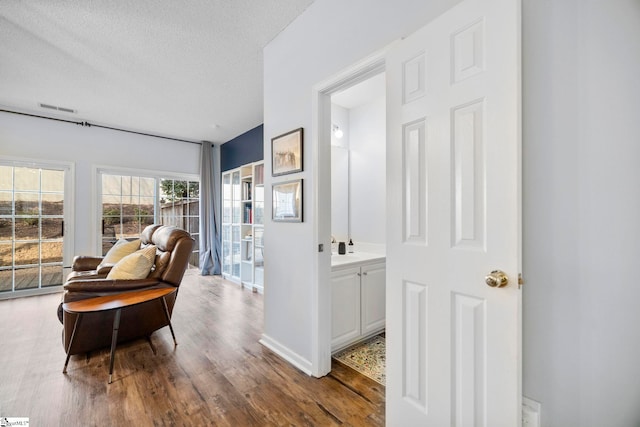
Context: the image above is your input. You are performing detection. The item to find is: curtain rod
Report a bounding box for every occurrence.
[0,108,203,145]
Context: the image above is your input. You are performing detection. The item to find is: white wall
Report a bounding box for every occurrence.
[263,0,463,374]
[523,0,640,425]
[330,104,349,149]
[266,0,640,424]
[0,112,200,258]
[348,95,386,246]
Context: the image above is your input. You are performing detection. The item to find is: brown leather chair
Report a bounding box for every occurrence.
[64,224,162,282]
[58,224,195,355]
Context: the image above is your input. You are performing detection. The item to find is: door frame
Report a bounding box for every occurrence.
[310,49,389,377]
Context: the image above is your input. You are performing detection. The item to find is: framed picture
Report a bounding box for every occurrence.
[272,179,303,222]
[271,128,303,176]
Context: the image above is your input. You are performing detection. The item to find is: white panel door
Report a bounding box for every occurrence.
[385,0,521,425]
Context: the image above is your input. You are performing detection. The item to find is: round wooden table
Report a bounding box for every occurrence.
[62,287,178,383]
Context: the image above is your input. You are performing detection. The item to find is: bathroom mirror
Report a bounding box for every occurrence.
[331,146,349,244]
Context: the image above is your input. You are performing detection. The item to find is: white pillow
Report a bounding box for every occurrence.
[99,238,141,270]
[106,245,156,280]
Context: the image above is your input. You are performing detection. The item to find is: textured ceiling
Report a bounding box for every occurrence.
[0,0,315,143]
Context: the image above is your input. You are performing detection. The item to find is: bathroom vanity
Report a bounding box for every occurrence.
[331,252,385,352]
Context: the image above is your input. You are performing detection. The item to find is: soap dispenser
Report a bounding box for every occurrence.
[348,239,354,253]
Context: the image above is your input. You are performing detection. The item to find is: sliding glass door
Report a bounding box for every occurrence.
[0,163,69,295]
[99,172,199,266]
[159,178,200,267]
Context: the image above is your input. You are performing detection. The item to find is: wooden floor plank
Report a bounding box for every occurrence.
[0,268,384,426]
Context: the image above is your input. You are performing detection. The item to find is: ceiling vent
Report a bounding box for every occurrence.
[39,103,77,114]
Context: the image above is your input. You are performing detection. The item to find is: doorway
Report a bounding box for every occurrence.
[312,53,387,377]
[328,73,387,373]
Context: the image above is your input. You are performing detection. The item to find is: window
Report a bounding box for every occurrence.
[99,172,199,267]
[0,163,71,296]
[101,174,155,253]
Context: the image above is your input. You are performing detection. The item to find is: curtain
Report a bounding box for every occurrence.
[199,142,221,275]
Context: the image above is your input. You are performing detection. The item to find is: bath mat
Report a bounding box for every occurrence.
[333,334,385,386]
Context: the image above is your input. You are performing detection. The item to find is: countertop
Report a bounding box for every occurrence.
[331,251,386,268]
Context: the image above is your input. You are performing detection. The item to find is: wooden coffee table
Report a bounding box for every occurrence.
[62,287,178,383]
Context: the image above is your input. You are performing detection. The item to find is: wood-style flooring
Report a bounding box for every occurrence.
[0,269,384,426]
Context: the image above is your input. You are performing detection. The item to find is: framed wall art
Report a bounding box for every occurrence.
[271,128,303,176]
[272,179,303,222]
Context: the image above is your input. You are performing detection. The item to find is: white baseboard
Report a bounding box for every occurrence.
[259,333,313,376]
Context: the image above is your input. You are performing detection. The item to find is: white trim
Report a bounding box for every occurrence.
[91,164,99,254]
[94,163,199,182]
[259,334,313,376]
[310,89,332,377]
[0,285,62,300]
[65,161,76,268]
[0,155,73,170]
[310,47,390,377]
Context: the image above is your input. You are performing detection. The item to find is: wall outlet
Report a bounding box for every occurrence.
[522,397,541,427]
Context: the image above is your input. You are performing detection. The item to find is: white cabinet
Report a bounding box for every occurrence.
[221,170,239,279]
[252,162,264,291]
[331,261,385,352]
[222,161,264,292]
[331,267,361,350]
[361,262,386,335]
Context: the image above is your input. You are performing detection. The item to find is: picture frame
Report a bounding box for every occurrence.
[272,179,303,222]
[271,128,303,176]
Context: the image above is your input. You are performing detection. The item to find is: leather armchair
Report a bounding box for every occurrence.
[65,224,161,282]
[58,224,195,355]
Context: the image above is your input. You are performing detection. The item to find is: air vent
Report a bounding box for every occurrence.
[39,103,77,114]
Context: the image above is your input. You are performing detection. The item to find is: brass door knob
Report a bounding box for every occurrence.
[485,270,509,288]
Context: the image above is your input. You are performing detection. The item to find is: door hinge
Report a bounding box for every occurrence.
[518,273,524,289]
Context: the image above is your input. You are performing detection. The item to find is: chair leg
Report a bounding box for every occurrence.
[146,335,157,355]
[161,297,178,346]
[63,314,82,373]
[108,309,122,384]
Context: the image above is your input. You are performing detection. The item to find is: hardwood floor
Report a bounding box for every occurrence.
[0,269,384,426]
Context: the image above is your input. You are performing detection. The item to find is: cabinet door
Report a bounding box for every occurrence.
[221,225,231,276]
[253,227,264,287]
[231,225,241,278]
[221,173,232,276]
[331,267,361,351]
[361,262,386,336]
[232,170,241,224]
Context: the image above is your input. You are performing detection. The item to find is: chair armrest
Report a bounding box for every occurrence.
[72,256,104,271]
[63,278,161,293]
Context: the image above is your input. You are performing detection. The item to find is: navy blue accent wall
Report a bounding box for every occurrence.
[221,124,264,171]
